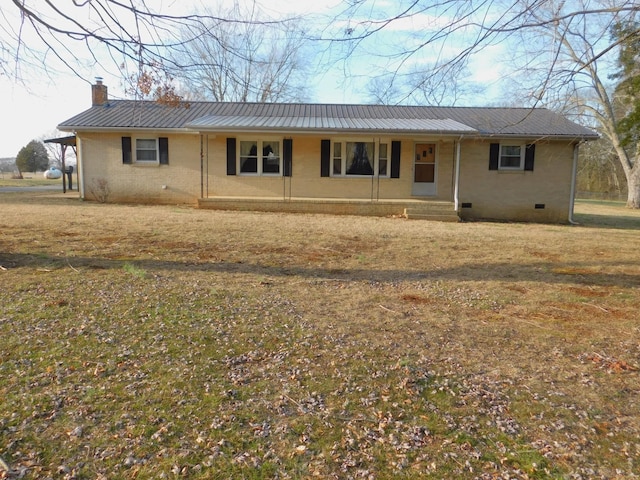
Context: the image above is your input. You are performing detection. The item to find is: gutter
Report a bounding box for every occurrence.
[58,126,200,135]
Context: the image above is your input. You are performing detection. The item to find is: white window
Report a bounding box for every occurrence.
[135,138,158,163]
[239,139,281,175]
[499,145,524,170]
[332,140,389,177]
[378,143,388,176]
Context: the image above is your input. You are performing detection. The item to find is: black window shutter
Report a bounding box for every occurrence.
[391,140,401,178]
[320,139,330,177]
[283,138,293,177]
[122,136,132,164]
[489,143,499,170]
[159,137,169,164]
[524,144,535,171]
[226,138,236,175]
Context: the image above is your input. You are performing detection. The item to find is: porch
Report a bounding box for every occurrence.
[197,197,460,221]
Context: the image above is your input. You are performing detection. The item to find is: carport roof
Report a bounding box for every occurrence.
[43,135,76,146]
[58,100,599,139]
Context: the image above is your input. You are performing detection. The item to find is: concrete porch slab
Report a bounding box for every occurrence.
[198,196,459,221]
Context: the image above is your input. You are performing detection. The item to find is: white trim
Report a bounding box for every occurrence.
[454,137,462,210]
[237,137,283,176]
[569,142,580,224]
[330,139,390,178]
[412,142,438,196]
[77,136,85,199]
[498,143,525,170]
[133,137,159,164]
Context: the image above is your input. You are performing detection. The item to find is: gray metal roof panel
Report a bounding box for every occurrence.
[58,100,598,139]
[185,115,476,134]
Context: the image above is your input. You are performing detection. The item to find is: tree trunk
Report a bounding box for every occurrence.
[608,131,639,208]
[627,166,640,208]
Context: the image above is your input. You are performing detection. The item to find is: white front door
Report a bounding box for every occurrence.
[412,143,437,196]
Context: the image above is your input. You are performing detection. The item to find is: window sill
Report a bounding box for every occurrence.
[238,173,282,177]
[131,161,161,167]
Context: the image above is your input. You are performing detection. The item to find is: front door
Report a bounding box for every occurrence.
[412,143,437,196]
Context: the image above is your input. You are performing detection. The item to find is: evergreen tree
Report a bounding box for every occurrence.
[15,140,50,174]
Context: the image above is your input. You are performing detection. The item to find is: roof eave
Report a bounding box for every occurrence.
[465,132,600,141]
[59,125,599,141]
[58,125,199,134]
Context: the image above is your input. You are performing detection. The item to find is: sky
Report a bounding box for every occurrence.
[0,0,346,158]
[0,0,507,159]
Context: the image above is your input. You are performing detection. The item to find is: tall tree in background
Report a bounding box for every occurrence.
[328,0,640,206]
[172,3,310,102]
[577,139,626,197]
[610,21,640,206]
[15,140,49,174]
[519,2,640,208]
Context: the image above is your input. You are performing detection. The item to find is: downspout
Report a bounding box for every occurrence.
[376,137,381,201]
[76,136,85,200]
[200,134,204,199]
[568,141,581,225]
[371,137,376,202]
[453,136,463,211]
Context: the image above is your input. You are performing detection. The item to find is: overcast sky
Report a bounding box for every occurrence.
[0,0,506,159]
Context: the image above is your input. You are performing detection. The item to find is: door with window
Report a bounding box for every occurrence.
[412,143,437,196]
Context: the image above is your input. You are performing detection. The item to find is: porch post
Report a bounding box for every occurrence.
[200,134,204,199]
[454,137,462,211]
[61,144,67,193]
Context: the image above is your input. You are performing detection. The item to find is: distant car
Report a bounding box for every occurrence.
[44,167,62,179]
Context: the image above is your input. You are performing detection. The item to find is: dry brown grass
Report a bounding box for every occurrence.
[1,191,639,479]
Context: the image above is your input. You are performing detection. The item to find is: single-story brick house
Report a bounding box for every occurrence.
[57,80,598,222]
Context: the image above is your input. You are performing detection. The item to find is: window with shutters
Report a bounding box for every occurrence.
[331,140,389,177]
[122,137,169,165]
[239,139,281,175]
[498,144,526,170]
[135,139,158,163]
[499,144,524,170]
[489,142,534,172]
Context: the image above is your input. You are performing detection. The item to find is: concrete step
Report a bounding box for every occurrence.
[404,206,460,222]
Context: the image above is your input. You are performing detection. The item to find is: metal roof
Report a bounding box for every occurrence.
[58,100,599,139]
[44,135,76,146]
[185,114,476,134]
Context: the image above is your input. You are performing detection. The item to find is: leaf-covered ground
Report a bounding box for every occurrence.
[1,192,639,479]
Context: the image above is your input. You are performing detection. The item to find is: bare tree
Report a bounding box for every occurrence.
[1,1,299,96]
[577,139,626,199]
[325,0,640,207]
[505,1,640,207]
[171,2,310,102]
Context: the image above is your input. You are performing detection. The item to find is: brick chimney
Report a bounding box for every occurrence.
[91,77,108,106]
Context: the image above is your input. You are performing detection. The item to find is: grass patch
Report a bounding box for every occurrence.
[122,262,147,279]
[1,191,639,478]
